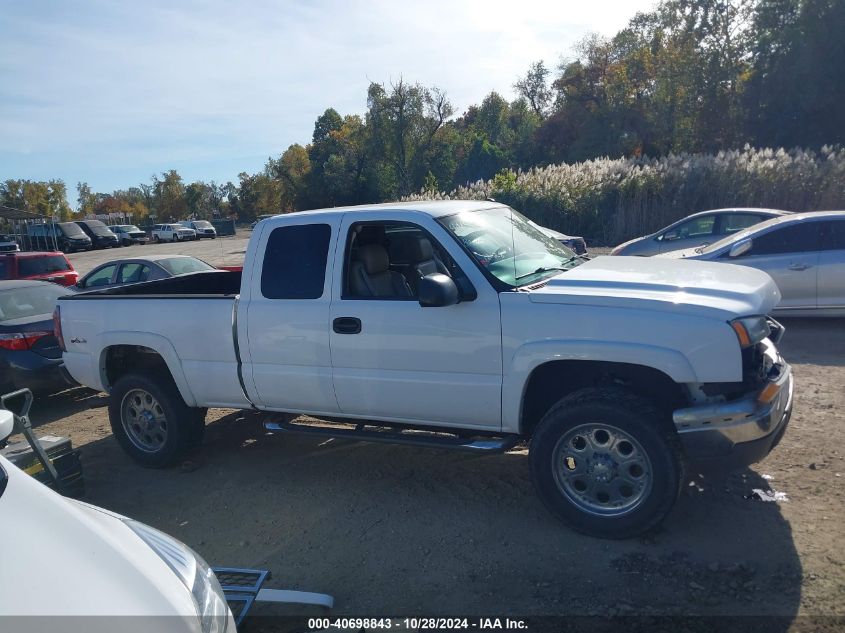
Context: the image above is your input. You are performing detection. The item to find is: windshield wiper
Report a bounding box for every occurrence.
[515,266,568,281]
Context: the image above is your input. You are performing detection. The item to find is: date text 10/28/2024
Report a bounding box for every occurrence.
[308,618,528,630]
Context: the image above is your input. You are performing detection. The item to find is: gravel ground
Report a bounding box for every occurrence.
[13,317,844,628]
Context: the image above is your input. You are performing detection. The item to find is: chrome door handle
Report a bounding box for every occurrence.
[788,263,812,271]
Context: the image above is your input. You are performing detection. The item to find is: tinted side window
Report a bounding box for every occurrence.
[666,215,716,240]
[748,222,821,256]
[118,263,151,284]
[261,224,331,299]
[83,264,117,287]
[722,213,764,234]
[19,255,71,276]
[820,220,845,251]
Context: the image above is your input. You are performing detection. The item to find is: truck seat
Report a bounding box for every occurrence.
[349,244,412,298]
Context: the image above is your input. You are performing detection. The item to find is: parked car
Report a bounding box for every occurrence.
[151,223,196,242]
[111,224,148,246]
[24,222,92,253]
[0,234,20,253]
[57,200,793,538]
[76,256,216,290]
[611,208,791,256]
[179,220,217,239]
[0,280,74,393]
[658,210,845,316]
[0,409,235,629]
[529,221,588,254]
[0,252,78,287]
[74,220,120,249]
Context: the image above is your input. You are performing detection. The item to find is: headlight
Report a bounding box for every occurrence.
[730,316,771,348]
[126,520,230,633]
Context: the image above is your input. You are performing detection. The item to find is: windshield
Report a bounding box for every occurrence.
[0,234,13,242]
[437,206,580,287]
[116,225,141,233]
[0,283,71,322]
[19,255,72,276]
[58,223,86,238]
[193,221,212,228]
[158,257,214,276]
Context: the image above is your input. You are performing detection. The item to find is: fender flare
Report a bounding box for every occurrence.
[503,339,697,433]
[96,332,198,407]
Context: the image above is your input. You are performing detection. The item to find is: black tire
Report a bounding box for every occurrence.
[108,372,198,467]
[186,407,207,448]
[153,235,159,243]
[529,387,682,539]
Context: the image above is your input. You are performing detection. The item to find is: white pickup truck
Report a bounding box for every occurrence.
[56,201,793,538]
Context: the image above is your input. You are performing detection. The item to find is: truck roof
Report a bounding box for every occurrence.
[272,200,503,221]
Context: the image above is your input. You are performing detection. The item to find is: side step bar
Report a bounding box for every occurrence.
[264,418,520,454]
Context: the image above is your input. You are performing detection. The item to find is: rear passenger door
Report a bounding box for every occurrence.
[818,219,845,310]
[241,217,342,414]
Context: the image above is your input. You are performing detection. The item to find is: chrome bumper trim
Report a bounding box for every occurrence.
[673,361,792,446]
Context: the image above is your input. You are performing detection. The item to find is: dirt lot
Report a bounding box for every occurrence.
[13,316,843,627]
[65,230,251,276]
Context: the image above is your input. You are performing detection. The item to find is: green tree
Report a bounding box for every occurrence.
[152,170,187,221]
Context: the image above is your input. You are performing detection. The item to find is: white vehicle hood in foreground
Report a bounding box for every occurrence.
[529,256,781,319]
[0,455,198,624]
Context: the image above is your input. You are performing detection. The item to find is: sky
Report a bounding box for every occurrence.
[0,0,656,199]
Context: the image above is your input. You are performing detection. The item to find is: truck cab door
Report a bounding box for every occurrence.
[328,212,503,430]
[240,216,343,414]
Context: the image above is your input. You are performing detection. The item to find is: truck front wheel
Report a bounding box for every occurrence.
[529,387,682,539]
[108,373,198,467]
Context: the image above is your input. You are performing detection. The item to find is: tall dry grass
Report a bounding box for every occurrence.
[405,146,845,245]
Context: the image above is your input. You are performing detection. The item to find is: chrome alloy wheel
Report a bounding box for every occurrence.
[121,388,168,452]
[551,422,653,516]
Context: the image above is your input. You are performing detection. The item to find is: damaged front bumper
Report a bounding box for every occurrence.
[673,343,793,466]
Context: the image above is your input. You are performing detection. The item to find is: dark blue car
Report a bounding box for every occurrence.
[0,280,74,394]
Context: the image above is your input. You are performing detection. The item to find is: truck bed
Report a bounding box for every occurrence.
[58,270,250,408]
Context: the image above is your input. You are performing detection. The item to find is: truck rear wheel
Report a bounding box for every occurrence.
[108,373,198,467]
[529,387,682,539]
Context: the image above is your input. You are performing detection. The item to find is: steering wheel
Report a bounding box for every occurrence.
[490,246,512,262]
[463,231,513,262]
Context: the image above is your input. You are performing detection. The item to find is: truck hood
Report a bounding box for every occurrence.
[528,256,781,318]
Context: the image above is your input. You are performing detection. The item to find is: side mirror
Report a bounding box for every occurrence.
[729,239,752,258]
[0,409,14,444]
[418,274,459,307]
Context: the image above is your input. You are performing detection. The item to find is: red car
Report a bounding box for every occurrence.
[0,252,78,287]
